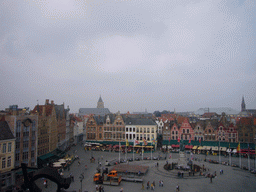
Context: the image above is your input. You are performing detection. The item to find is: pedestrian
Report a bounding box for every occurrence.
[161,180,164,187]
[44,179,47,188]
[222,169,224,174]
[99,162,102,167]
[159,180,161,187]
[220,169,222,175]
[120,187,123,192]
[142,183,145,190]
[157,162,159,167]
[151,183,153,190]
[147,181,150,190]
[210,174,212,183]
[214,171,216,177]
[153,180,155,187]
[176,184,179,192]
[99,185,102,192]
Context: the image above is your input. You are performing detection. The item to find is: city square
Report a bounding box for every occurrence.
[35,144,256,192]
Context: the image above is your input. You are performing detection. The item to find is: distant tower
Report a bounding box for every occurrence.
[241,96,246,112]
[97,95,104,108]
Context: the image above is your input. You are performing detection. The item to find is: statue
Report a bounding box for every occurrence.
[180,139,185,151]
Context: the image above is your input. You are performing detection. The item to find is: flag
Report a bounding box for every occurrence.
[143,138,147,146]
[237,142,240,152]
[178,137,180,143]
[126,139,129,147]
[199,137,201,143]
[248,143,250,155]
[134,139,139,146]
[189,138,191,144]
[168,137,170,142]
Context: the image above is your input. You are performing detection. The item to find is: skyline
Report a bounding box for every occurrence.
[1,0,255,113]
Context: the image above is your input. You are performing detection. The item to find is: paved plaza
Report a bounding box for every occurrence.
[36,144,256,192]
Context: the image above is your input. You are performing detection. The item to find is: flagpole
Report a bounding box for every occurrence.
[248,144,250,171]
[133,140,135,161]
[151,140,153,160]
[119,141,121,163]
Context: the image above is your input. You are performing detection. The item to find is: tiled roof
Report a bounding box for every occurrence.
[31,105,54,116]
[124,117,157,126]
[79,108,110,116]
[0,121,15,140]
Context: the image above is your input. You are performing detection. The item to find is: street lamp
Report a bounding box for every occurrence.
[254,137,256,169]
[79,173,84,192]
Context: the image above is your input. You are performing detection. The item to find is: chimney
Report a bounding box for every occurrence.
[51,100,54,105]
[42,106,46,116]
[45,99,49,105]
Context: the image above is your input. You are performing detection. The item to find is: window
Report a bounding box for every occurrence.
[187,129,189,133]
[130,128,132,132]
[147,128,150,133]
[15,153,20,161]
[23,152,28,160]
[133,128,135,132]
[126,128,128,132]
[7,156,11,167]
[31,151,35,158]
[183,129,185,133]
[16,122,21,138]
[176,131,178,134]
[113,127,115,131]
[23,141,29,148]
[2,158,6,169]
[99,133,102,139]
[8,143,12,152]
[3,143,6,153]
[172,131,174,134]
[152,128,154,133]
[209,129,211,133]
[144,128,146,133]
[32,120,36,129]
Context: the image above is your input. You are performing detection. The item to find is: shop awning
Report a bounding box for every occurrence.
[226,148,232,153]
[212,147,219,151]
[232,149,237,153]
[198,146,204,150]
[206,146,213,150]
[192,146,198,150]
[171,144,179,148]
[185,145,193,149]
[220,147,227,152]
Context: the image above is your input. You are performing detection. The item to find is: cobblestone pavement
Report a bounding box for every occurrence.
[37,144,256,192]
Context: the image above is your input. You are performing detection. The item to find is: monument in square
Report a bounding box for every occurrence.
[178,140,187,167]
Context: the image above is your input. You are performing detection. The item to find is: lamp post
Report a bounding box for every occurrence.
[219,138,221,164]
[79,173,84,192]
[254,137,256,169]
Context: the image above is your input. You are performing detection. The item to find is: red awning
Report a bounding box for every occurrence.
[185,145,193,149]
[171,144,179,148]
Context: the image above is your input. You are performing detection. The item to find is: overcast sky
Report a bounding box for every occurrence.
[1,0,255,113]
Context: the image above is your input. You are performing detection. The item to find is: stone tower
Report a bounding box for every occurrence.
[97,95,104,108]
[241,96,246,112]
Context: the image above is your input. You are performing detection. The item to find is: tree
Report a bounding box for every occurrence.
[153,111,161,117]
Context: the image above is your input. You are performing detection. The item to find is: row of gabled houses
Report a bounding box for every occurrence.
[85,112,256,146]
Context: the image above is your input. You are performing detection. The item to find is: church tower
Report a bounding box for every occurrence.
[241,96,246,112]
[97,95,104,108]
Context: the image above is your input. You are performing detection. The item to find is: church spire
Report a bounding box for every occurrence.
[97,95,104,108]
[241,95,246,112]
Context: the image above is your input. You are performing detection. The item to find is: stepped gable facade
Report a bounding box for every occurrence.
[32,100,58,156]
[179,118,194,141]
